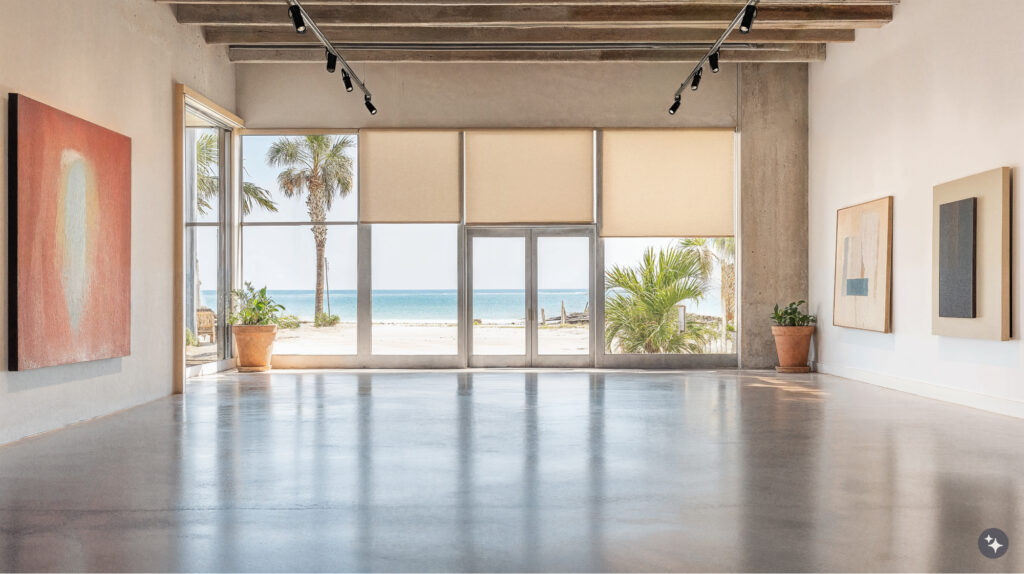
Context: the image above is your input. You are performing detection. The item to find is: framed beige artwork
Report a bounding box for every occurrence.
[833,197,893,333]
[932,167,1011,341]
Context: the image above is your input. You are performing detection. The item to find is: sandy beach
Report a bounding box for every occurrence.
[189,322,591,362]
[274,322,590,355]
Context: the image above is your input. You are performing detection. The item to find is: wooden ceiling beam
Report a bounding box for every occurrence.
[205,26,854,44]
[162,0,897,5]
[228,43,826,62]
[177,4,893,28]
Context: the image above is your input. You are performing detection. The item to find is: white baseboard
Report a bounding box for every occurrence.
[815,362,1024,419]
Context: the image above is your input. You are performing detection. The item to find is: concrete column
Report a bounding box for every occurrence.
[739,64,809,368]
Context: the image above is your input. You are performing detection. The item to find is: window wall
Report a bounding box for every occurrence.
[240,133,360,355]
[235,128,737,368]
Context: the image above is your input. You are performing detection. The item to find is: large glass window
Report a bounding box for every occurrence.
[241,134,359,355]
[184,125,225,367]
[371,225,458,355]
[604,237,736,355]
[243,226,358,355]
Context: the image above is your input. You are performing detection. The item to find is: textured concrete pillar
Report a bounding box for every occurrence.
[739,64,809,368]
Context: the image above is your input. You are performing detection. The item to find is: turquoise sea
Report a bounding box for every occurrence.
[203,289,590,323]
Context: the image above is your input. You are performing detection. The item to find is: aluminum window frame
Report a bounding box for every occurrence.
[233,128,739,370]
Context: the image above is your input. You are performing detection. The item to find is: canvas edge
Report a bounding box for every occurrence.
[7,94,20,371]
[883,195,894,333]
[1000,166,1011,341]
[832,195,894,334]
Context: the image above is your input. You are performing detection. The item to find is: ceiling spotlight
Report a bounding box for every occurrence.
[739,4,757,34]
[709,51,721,73]
[326,50,337,73]
[690,68,703,91]
[364,95,377,115]
[342,69,353,92]
[288,5,306,33]
[668,96,681,116]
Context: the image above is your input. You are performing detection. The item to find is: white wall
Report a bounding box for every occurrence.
[809,0,1024,416]
[0,1,236,444]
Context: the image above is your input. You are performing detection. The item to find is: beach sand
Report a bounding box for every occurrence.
[186,323,592,363]
[272,322,591,355]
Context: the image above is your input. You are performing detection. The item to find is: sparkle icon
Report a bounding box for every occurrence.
[989,537,1004,555]
[979,528,1009,559]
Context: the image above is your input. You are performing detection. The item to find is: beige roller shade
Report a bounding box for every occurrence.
[601,129,735,237]
[465,130,594,224]
[360,130,461,223]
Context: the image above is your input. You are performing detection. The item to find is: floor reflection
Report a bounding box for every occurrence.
[0,371,1021,572]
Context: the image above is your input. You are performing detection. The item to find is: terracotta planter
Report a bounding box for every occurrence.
[232,324,278,372]
[771,325,814,373]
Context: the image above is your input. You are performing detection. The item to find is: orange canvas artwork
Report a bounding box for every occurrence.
[8,94,131,370]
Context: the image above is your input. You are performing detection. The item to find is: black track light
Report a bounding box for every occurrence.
[709,51,720,73]
[739,4,757,34]
[364,95,377,115]
[342,69,353,92]
[690,68,703,91]
[326,50,337,73]
[288,5,307,34]
[668,96,681,116]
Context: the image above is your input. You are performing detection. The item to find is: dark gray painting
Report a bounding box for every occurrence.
[938,197,977,318]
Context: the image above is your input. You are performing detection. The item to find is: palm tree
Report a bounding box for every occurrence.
[678,237,736,334]
[266,135,355,320]
[605,246,717,354]
[195,132,278,216]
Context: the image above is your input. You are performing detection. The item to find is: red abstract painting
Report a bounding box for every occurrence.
[8,95,131,370]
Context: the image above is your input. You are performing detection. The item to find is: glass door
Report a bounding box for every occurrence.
[532,228,594,367]
[467,227,595,367]
[183,113,232,374]
[468,229,530,367]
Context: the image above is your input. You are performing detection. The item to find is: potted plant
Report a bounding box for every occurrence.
[230,283,284,372]
[770,300,817,373]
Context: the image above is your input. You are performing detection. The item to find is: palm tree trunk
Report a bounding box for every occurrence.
[314,237,326,318]
[307,178,328,319]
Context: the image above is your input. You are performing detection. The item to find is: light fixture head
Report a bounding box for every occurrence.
[342,69,354,92]
[326,50,337,73]
[690,67,703,91]
[364,95,377,115]
[709,51,720,73]
[739,4,757,33]
[288,5,307,33]
[668,95,681,116]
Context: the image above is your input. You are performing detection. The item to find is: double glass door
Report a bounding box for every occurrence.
[468,227,595,367]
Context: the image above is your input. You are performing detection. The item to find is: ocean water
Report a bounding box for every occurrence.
[203,289,591,323]
[204,287,722,323]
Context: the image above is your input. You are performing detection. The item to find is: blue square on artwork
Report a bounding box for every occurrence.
[846,278,869,297]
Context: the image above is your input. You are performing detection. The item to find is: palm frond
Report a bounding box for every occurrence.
[242,182,278,215]
[604,245,713,354]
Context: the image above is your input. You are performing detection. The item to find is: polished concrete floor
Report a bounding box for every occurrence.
[0,370,1022,572]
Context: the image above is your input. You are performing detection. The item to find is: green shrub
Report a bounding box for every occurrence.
[314,312,340,328]
[229,283,284,326]
[772,300,817,327]
[275,314,301,329]
[185,328,198,347]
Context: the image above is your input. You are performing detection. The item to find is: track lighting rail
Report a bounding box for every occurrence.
[670,0,758,114]
[286,0,376,114]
